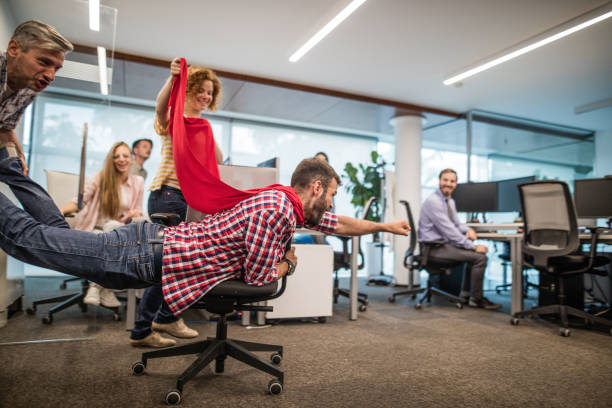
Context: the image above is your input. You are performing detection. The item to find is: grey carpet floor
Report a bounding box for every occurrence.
[0,277,611,408]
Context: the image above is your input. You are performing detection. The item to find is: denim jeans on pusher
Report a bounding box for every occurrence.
[130,185,190,340]
[0,154,163,293]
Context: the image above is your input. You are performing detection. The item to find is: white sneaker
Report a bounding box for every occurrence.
[99,288,121,308]
[84,285,101,306]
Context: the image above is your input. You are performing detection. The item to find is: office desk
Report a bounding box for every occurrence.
[468,223,612,316]
[295,229,360,321]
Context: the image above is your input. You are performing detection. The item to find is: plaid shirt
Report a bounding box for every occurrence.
[161,189,338,314]
[0,51,37,130]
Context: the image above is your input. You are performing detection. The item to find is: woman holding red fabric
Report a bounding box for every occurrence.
[130,59,224,348]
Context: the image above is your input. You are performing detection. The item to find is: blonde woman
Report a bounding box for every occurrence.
[129,59,223,348]
[61,141,144,307]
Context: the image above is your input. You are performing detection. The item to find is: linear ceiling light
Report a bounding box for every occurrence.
[89,0,100,31]
[289,0,367,63]
[443,5,612,85]
[97,46,108,95]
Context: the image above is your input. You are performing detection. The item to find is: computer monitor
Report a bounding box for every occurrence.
[497,176,536,213]
[573,178,612,218]
[452,181,498,213]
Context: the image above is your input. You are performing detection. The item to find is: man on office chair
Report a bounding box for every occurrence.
[419,168,501,310]
[0,154,410,326]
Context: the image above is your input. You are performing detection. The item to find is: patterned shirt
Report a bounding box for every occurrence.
[161,189,338,314]
[0,51,37,130]
[149,117,180,191]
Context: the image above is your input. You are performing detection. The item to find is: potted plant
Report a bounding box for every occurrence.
[343,150,383,235]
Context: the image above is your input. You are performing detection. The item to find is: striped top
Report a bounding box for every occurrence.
[148,117,180,191]
[161,190,338,314]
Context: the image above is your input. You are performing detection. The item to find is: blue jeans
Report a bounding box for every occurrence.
[132,185,189,339]
[0,155,162,292]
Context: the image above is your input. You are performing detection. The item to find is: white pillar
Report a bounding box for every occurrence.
[390,113,423,285]
[594,131,612,176]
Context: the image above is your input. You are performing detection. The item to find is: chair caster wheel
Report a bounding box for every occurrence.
[42,315,52,324]
[411,295,416,300]
[80,304,87,313]
[510,318,519,326]
[317,316,327,323]
[388,296,395,303]
[358,304,367,312]
[456,303,463,309]
[26,307,35,315]
[59,283,67,290]
[113,313,121,322]
[270,353,282,365]
[165,389,182,405]
[132,361,146,375]
[559,328,571,337]
[268,380,283,395]
[609,328,612,337]
[415,303,422,310]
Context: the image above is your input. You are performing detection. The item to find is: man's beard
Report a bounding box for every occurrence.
[305,194,328,225]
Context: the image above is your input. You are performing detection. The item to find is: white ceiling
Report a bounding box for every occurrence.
[7,0,612,131]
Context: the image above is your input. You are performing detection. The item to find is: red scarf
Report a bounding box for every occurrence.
[168,58,304,225]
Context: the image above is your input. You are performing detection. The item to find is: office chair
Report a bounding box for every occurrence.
[330,197,376,312]
[388,200,464,309]
[510,181,612,337]
[26,170,120,324]
[132,214,289,405]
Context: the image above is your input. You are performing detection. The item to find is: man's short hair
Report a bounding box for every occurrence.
[11,20,73,53]
[132,138,153,151]
[291,158,341,192]
[439,168,457,180]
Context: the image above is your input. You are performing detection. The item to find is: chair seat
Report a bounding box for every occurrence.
[417,255,460,269]
[206,279,278,300]
[549,254,609,272]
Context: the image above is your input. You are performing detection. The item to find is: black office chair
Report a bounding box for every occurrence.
[510,181,612,337]
[495,242,540,296]
[132,214,288,405]
[330,197,377,312]
[388,200,464,309]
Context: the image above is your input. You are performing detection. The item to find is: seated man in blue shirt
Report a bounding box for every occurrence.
[419,168,501,310]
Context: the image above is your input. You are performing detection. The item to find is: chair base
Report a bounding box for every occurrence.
[134,316,284,404]
[334,288,368,311]
[26,280,120,324]
[512,304,612,336]
[389,278,463,309]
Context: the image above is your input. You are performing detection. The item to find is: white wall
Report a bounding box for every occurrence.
[594,131,612,177]
[0,0,16,47]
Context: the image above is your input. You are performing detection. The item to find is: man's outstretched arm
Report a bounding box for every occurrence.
[335,215,410,237]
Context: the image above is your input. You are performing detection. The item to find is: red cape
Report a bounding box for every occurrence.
[168,58,304,225]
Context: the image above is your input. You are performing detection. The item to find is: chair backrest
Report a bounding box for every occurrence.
[186,164,279,223]
[399,200,417,262]
[519,180,579,270]
[45,169,79,209]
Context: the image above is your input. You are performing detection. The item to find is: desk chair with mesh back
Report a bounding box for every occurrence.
[330,197,377,312]
[26,170,121,324]
[510,181,612,337]
[388,200,464,309]
[132,213,290,405]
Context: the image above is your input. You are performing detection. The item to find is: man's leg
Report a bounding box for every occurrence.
[0,192,152,289]
[428,244,500,309]
[0,149,68,229]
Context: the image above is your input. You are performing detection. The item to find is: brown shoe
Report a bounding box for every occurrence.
[129,331,176,348]
[152,318,198,339]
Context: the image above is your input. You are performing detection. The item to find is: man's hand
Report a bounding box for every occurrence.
[385,220,410,236]
[475,245,488,254]
[0,129,27,175]
[466,228,477,241]
[276,247,298,278]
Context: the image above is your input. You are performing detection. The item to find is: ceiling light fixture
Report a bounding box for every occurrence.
[289,0,367,63]
[97,46,108,95]
[89,0,100,31]
[443,4,612,85]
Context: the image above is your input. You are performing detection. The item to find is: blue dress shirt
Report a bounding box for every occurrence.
[418,188,473,250]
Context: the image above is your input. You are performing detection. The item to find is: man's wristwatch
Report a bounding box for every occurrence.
[281,258,296,276]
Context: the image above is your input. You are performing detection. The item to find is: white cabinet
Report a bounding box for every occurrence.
[266,244,333,320]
